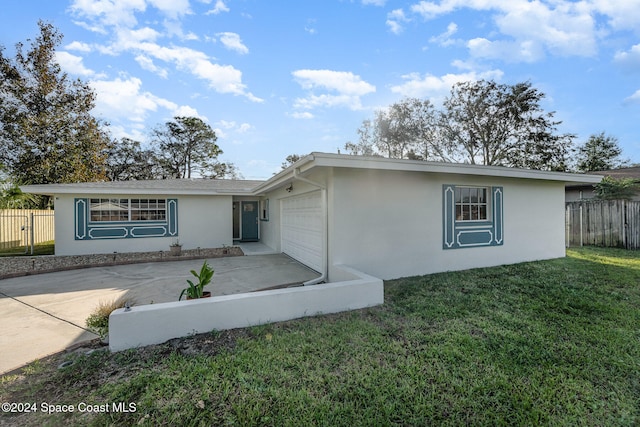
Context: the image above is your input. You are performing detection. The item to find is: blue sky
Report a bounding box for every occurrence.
[1,0,640,179]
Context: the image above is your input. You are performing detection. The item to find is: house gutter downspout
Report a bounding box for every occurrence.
[292,167,328,286]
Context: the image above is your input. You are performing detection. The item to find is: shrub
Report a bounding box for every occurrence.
[86,296,135,339]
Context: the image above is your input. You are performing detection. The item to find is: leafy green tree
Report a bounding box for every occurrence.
[440,80,573,170]
[207,162,243,179]
[105,138,159,181]
[347,98,439,160]
[576,132,627,172]
[0,21,109,186]
[594,176,639,200]
[151,116,222,179]
[280,154,304,170]
[0,181,39,209]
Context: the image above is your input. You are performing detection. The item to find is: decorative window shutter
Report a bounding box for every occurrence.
[442,185,503,249]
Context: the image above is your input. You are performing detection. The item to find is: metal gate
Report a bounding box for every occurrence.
[0,209,54,254]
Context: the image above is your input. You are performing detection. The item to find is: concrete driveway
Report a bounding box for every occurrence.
[0,254,319,375]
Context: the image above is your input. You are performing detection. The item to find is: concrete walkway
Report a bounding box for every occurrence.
[0,253,319,375]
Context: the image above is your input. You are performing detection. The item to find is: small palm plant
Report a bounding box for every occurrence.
[179,260,215,300]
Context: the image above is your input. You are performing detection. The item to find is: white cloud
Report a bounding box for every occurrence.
[625,89,640,104]
[65,41,92,52]
[206,0,230,15]
[215,120,253,136]
[293,69,376,96]
[387,9,409,34]
[305,19,317,35]
[173,105,203,118]
[147,0,192,19]
[362,0,386,5]
[467,37,544,63]
[429,22,458,46]
[135,55,169,77]
[90,76,177,122]
[290,111,314,119]
[217,32,249,54]
[70,0,147,30]
[217,120,250,130]
[70,0,261,102]
[292,69,376,111]
[410,0,600,61]
[591,0,640,32]
[71,0,191,31]
[237,123,252,133]
[614,43,640,69]
[55,51,96,76]
[389,69,504,103]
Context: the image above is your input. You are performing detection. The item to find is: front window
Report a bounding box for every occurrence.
[455,187,488,221]
[90,198,166,222]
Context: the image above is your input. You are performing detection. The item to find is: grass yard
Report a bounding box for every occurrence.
[1,247,639,426]
[0,241,54,257]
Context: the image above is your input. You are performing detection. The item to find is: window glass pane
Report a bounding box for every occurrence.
[479,205,487,220]
[478,189,486,204]
[90,198,167,222]
[454,187,489,222]
[461,187,470,203]
[470,188,478,203]
[462,205,470,220]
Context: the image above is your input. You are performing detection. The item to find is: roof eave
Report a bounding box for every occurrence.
[19,185,257,196]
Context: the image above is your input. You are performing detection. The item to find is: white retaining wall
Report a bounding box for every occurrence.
[109,265,384,352]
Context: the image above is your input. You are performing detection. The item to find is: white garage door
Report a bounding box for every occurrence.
[281,191,323,273]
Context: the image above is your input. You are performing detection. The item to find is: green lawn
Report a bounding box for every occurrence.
[0,241,54,257]
[1,247,639,426]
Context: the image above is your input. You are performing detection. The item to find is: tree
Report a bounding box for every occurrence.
[344,119,377,156]
[206,162,243,179]
[347,98,439,160]
[0,21,109,186]
[594,176,639,200]
[440,80,573,170]
[576,132,627,172]
[151,116,222,179]
[105,138,159,181]
[0,181,39,209]
[280,154,304,170]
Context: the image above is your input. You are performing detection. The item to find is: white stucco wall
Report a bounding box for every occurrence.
[328,168,566,280]
[54,194,233,256]
[109,265,384,351]
[259,173,328,253]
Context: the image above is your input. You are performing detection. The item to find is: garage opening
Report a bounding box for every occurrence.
[281,191,323,273]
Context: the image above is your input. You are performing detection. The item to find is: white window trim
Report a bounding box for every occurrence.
[89,198,168,223]
[454,186,490,223]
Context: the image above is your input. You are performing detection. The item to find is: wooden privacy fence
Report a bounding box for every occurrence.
[0,209,54,250]
[566,200,640,249]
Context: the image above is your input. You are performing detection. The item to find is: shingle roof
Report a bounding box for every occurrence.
[590,167,640,179]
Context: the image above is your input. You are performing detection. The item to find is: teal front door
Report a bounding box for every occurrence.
[241,201,259,241]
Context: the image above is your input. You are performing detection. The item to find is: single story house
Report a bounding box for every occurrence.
[22,153,601,280]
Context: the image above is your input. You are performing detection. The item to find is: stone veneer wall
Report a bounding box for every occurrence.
[0,246,244,280]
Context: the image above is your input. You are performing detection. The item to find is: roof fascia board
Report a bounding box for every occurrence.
[307,153,602,184]
[251,154,317,195]
[19,186,255,196]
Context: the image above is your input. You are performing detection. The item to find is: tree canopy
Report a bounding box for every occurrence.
[0,21,110,185]
[149,116,242,179]
[575,132,627,172]
[105,138,159,181]
[594,176,639,200]
[345,80,575,171]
